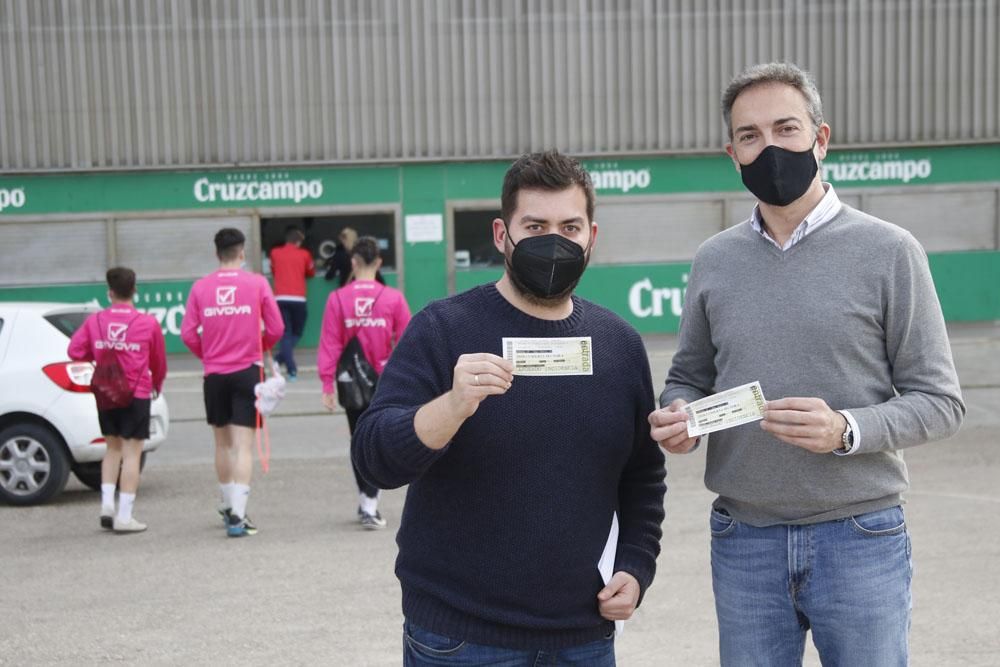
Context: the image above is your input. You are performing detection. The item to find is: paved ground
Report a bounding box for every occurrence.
[2,322,999,665]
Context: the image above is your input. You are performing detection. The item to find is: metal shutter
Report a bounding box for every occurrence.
[865,189,997,252]
[592,199,724,264]
[0,219,107,285]
[114,216,255,280]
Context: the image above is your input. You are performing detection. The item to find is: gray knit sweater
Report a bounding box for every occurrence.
[662,205,965,526]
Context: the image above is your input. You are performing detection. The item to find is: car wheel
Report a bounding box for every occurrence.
[73,453,147,491]
[0,424,71,505]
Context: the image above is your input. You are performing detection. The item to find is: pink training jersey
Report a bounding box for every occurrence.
[180,269,284,376]
[68,304,167,399]
[317,280,412,394]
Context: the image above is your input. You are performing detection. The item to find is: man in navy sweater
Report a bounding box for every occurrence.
[352,150,666,664]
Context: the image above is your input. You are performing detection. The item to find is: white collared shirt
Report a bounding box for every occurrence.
[747,183,861,455]
[750,183,842,250]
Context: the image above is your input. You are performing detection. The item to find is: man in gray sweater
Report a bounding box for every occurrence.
[649,62,965,666]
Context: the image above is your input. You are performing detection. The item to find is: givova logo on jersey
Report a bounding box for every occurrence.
[95,322,140,352]
[346,296,387,328]
[204,286,252,317]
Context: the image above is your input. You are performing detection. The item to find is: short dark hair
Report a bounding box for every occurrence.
[351,236,380,266]
[214,227,246,261]
[500,150,595,225]
[106,267,136,299]
[284,225,304,243]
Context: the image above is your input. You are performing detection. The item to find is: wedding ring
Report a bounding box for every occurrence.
[475,374,480,386]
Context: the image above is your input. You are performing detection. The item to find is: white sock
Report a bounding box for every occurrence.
[220,482,235,509]
[231,484,250,519]
[359,493,378,516]
[117,492,135,523]
[101,484,116,514]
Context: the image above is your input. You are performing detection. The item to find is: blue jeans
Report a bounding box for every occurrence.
[274,300,307,375]
[710,505,912,666]
[402,621,615,666]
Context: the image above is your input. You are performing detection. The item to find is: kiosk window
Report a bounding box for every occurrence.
[262,213,396,272]
[454,209,502,269]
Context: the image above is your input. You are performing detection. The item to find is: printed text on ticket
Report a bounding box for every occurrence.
[501,337,593,376]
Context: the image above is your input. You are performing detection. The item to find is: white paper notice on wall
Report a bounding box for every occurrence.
[404,214,444,243]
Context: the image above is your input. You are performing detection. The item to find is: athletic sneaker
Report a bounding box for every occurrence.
[218,506,232,527]
[360,511,387,530]
[113,517,147,533]
[100,512,114,530]
[227,513,258,538]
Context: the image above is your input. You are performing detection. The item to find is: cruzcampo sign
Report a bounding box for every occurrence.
[0,167,400,216]
[2,144,997,217]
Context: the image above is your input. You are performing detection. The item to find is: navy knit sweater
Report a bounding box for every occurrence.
[352,283,666,650]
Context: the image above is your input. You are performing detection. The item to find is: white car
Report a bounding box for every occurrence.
[0,302,169,505]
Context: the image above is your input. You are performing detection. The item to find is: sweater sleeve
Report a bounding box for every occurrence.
[661,257,717,407]
[848,235,965,453]
[614,333,667,603]
[304,250,316,278]
[67,314,96,362]
[317,291,346,394]
[351,305,451,490]
[148,317,168,394]
[259,278,285,350]
[180,289,203,359]
[392,291,412,345]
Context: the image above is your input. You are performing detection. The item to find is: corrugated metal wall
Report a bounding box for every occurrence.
[1,0,997,172]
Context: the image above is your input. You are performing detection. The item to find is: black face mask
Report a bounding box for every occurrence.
[739,143,818,207]
[506,232,589,301]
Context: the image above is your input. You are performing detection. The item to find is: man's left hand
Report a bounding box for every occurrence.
[760,397,846,453]
[597,571,640,621]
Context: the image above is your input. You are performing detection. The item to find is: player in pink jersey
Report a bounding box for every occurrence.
[68,267,167,533]
[318,236,411,529]
[181,228,284,537]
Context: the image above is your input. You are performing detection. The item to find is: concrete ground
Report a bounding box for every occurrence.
[1,322,998,665]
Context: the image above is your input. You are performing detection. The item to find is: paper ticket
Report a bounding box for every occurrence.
[501,337,593,376]
[685,381,767,437]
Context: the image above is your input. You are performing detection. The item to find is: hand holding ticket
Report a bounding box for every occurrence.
[685,381,767,438]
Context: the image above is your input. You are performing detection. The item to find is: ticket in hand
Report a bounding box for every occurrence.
[684,381,767,437]
[501,336,593,376]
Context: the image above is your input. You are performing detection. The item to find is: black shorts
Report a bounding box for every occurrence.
[98,398,152,440]
[203,365,260,428]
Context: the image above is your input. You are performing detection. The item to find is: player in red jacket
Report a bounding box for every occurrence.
[269,226,316,380]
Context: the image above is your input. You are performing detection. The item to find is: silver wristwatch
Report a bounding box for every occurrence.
[840,421,854,452]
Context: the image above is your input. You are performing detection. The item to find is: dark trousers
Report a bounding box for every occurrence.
[346,407,379,498]
[275,300,307,375]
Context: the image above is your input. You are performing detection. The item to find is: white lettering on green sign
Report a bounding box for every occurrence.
[589,169,651,193]
[193,177,323,204]
[0,187,26,212]
[822,158,931,184]
[629,276,687,318]
[143,305,185,336]
[135,290,186,336]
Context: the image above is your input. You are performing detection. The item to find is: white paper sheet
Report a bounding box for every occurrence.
[597,512,625,636]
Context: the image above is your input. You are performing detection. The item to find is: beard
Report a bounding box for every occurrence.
[502,243,590,307]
